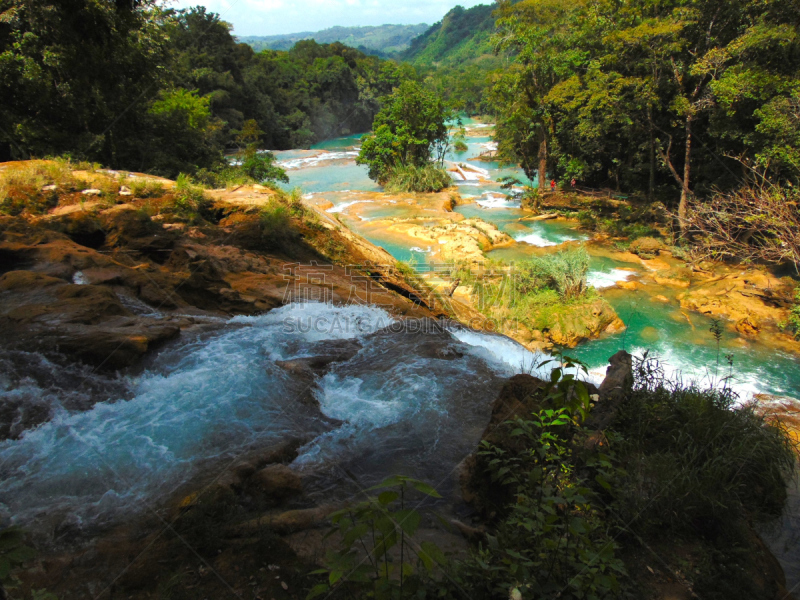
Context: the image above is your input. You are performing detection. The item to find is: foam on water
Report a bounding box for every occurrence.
[278,150,359,170]
[326,200,374,214]
[0,303,396,527]
[587,269,635,289]
[477,193,521,209]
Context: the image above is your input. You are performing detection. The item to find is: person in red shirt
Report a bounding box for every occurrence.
[550,179,556,192]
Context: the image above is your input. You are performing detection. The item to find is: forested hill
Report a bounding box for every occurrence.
[0,4,416,177]
[238,24,429,56]
[401,4,496,66]
[401,4,500,115]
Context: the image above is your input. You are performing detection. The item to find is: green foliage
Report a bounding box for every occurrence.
[490,0,800,201]
[164,174,217,224]
[357,81,453,186]
[787,286,800,338]
[0,159,80,215]
[444,362,626,599]
[613,356,797,536]
[403,5,500,114]
[127,178,165,199]
[258,200,296,251]
[308,476,445,600]
[0,3,409,176]
[526,247,590,300]
[0,526,47,598]
[383,164,452,193]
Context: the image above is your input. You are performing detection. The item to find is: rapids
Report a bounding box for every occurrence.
[0,303,550,531]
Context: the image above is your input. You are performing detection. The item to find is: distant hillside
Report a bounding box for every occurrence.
[401,4,496,66]
[239,24,429,56]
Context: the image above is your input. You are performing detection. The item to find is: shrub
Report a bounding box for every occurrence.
[526,247,590,300]
[127,178,165,199]
[164,174,217,223]
[445,362,627,599]
[258,200,295,250]
[307,476,446,600]
[613,356,797,536]
[0,159,80,215]
[383,164,452,193]
[788,287,800,338]
[577,210,598,231]
[453,140,468,153]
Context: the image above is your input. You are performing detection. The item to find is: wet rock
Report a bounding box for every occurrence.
[542,298,625,347]
[628,236,664,259]
[587,350,633,431]
[81,188,102,196]
[459,374,551,516]
[275,339,363,376]
[0,270,180,369]
[250,464,303,501]
[102,208,176,262]
[736,315,760,336]
[679,271,793,333]
[234,505,337,535]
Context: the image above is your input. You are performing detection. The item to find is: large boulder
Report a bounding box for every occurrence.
[628,236,664,259]
[0,270,181,369]
[541,298,626,347]
[249,464,303,502]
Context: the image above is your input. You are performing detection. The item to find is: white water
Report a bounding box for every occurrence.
[477,192,520,209]
[278,150,359,170]
[0,304,538,530]
[587,269,635,289]
[326,200,374,214]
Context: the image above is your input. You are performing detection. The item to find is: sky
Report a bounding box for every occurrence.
[169,0,491,37]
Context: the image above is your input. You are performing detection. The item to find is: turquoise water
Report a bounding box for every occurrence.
[284,163,380,193]
[285,133,800,400]
[311,134,364,151]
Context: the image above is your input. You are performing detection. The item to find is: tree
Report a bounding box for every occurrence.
[0,0,169,164]
[491,0,584,191]
[357,80,452,185]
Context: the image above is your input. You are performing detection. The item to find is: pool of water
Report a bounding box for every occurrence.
[278,132,800,404]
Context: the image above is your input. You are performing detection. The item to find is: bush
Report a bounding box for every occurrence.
[383,164,452,193]
[444,363,627,600]
[613,356,797,536]
[0,159,80,215]
[258,200,296,250]
[526,247,589,300]
[787,287,800,338]
[163,174,217,224]
[307,476,447,600]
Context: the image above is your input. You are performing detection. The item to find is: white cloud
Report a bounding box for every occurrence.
[169,0,491,36]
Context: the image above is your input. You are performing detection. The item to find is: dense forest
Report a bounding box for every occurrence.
[2,0,799,219]
[0,2,414,176]
[489,0,800,204]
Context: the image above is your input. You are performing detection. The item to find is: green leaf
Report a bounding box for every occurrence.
[419,541,448,567]
[394,508,421,537]
[378,491,399,506]
[411,480,443,498]
[306,583,330,599]
[0,558,10,581]
[7,546,36,564]
[329,570,343,585]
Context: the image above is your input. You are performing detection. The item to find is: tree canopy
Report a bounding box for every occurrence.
[490,0,800,217]
[357,80,453,185]
[0,2,412,177]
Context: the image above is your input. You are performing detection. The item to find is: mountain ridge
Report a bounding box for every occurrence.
[238,23,429,55]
